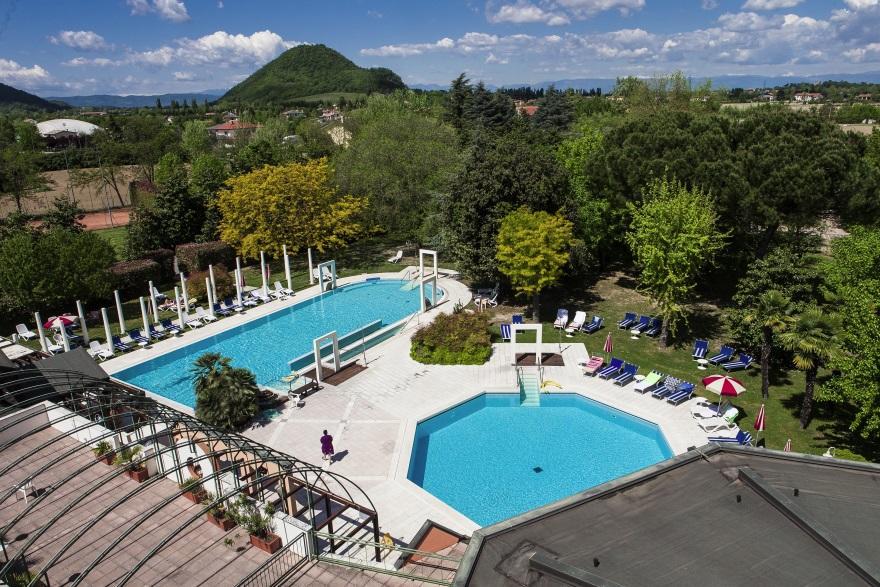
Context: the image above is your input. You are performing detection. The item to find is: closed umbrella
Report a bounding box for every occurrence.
[101,307,114,355]
[148,280,159,322]
[783,438,792,452]
[205,277,214,318]
[702,374,746,415]
[59,322,70,352]
[754,403,766,446]
[34,311,48,353]
[174,286,185,333]
[114,290,125,334]
[260,251,268,296]
[235,257,244,307]
[283,244,292,292]
[180,272,189,313]
[139,296,150,339]
[603,332,613,357]
[209,264,217,303]
[76,300,89,344]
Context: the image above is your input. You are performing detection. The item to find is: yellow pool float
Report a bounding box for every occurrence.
[541,379,563,391]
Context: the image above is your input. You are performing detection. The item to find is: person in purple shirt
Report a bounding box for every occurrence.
[320,430,335,462]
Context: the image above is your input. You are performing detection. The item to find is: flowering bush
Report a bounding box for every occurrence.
[411,312,492,365]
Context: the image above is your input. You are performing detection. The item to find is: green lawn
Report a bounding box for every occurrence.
[485,272,863,460]
[93,226,128,261]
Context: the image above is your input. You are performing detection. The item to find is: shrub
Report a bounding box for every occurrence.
[109,259,161,297]
[229,494,275,538]
[410,312,492,365]
[176,241,234,273]
[191,353,259,431]
[139,248,175,281]
[187,264,236,302]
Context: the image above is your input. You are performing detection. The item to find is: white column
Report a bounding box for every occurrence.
[76,300,89,344]
[148,280,159,322]
[308,247,314,285]
[206,277,215,318]
[209,265,217,303]
[283,244,292,292]
[59,323,71,352]
[260,251,269,296]
[235,269,243,308]
[180,273,189,313]
[139,296,150,338]
[114,290,125,334]
[101,308,114,355]
[35,311,48,353]
[174,286,185,331]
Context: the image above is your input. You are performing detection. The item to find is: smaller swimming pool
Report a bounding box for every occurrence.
[408,393,672,526]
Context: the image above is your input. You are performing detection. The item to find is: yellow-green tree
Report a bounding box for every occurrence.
[218,159,368,258]
[496,207,573,320]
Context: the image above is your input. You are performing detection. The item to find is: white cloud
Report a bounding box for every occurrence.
[127,0,189,22]
[702,0,719,8]
[742,0,802,9]
[553,0,645,18]
[361,38,456,57]
[489,2,570,26]
[844,43,880,62]
[718,12,781,31]
[485,52,509,64]
[63,57,118,67]
[843,0,879,8]
[0,58,51,88]
[173,71,196,80]
[49,30,109,51]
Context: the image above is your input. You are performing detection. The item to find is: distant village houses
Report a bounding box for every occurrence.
[208,120,260,140]
[793,92,824,103]
[855,93,873,102]
[513,100,539,116]
[283,109,305,120]
[319,107,344,123]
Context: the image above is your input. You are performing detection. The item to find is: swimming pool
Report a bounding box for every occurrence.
[408,393,672,526]
[114,279,437,408]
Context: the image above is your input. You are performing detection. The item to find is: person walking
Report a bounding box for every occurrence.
[320,430,335,463]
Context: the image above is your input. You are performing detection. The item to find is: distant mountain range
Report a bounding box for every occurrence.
[44,91,226,109]
[413,71,880,93]
[0,82,64,111]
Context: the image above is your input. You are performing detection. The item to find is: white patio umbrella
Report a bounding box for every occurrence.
[283,244,293,292]
[234,268,243,308]
[148,280,159,322]
[180,273,189,313]
[76,300,89,344]
[209,265,217,303]
[174,286,184,332]
[101,307,114,356]
[139,296,150,338]
[260,250,269,296]
[114,290,125,334]
[59,322,70,352]
[34,311,48,353]
[205,276,215,317]
[308,247,314,284]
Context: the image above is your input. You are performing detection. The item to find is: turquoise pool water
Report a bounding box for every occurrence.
[408,393,673,526]
[115,279,435,408]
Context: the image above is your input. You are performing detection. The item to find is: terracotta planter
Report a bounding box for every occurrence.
[249,533,282,554]
[206,512,236,531]
[95,453,114,465]
[126,467,149,483]
[182,489,207,503]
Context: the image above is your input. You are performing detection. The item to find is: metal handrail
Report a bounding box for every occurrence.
[235,533,309,587]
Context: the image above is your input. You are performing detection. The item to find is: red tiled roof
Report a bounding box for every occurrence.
[208,121,260,131]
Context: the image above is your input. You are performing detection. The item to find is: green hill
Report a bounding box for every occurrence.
[221,44,405,105]
[0,82,64,111]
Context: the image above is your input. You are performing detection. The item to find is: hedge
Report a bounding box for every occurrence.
[138,248,175,282]
[176,241,234,274]
[410,313,492,365]
[109,259,162,297]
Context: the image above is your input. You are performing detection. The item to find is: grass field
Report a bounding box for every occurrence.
[485,272,867,461]
[93,226,128,261]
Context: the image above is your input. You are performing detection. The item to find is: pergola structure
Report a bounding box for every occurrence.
[317,259,337,292]
[0,365,382,586]
[418,249,438,313]
[510,323,543,367]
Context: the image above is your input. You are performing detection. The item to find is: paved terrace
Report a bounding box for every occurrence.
[102,270,712,544]
[0,428,267,586]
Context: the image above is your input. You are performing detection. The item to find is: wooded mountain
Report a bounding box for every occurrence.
[0,83,64,111]
[221,44,405,104]
[46,91,224,109]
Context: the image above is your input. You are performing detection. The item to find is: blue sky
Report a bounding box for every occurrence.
[0,0,878,96]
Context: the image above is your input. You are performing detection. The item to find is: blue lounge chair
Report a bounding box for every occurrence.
[644,318,661,337]
[708,429,753,446]
[652,376,681,399]
[708,345,735,365]
[111,335,132,352]
[213,303,231,317]
[692,339,709,360]
[723,353,754,372]
[597,357,623,379]
[128,329,150,346]
[553,309,569,329]
[147,324,166,340]
[617,312,636,329]
[500,323,512,342]
[666,382,696,405]
[632,315,651,332]
[582,316,603,334]
[512,314,523,324]
[613,363,638,386]
[160,319,182,335]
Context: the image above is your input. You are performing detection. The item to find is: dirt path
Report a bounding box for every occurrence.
[81,208,130,230]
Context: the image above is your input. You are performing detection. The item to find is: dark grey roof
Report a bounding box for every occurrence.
[33,347,109,382]
[455,445,880,587]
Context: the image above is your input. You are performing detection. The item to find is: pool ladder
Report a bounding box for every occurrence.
[517,367,541,407]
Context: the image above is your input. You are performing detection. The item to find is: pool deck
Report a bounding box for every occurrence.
[101,269,714,545]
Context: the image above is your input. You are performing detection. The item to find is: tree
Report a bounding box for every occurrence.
[496,208,573,320]
[465,82,515,134]
[0,122,46,213]
[444,73,472,138]
[744,290,792,399]
[779,308,841,429]
[153,152,204,245]
[181,120,213,161]
[218,159,368,258]
[532,86,573,138]
[625,177,726,345]
[191,353,259,431]
[42,196,85,232]
[189,154,228,242]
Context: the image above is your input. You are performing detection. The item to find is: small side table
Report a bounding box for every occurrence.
[633,374,646,383]
[696,358,709,370]
[630,329,641,340]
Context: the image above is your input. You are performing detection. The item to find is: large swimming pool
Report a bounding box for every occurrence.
[114,279,435,408]
[408,393,672,526]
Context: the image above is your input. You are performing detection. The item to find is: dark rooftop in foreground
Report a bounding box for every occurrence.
[455,445,880,587]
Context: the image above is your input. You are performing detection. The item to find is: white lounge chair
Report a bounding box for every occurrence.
[15,324,37,340]
[195,307,217,323]
[312,267,333,282]
[47,334,64,354]
[697,417,737,434]
[250,289,272,304]
[387,250,403,263]
[87,340,114,361]
[690,400,736,420]
[565,311,587,334]
[181,313,203,329]
[270,281,292,299]
[151,286,167,302]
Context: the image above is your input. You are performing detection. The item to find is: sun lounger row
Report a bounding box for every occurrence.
[692,340,754,371]
[582,357,697,404]
[616,313,661,336]
[553,309,604,334]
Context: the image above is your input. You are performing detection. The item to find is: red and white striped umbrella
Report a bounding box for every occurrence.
[701,374,747,397]
[754,403,766,432]
[43,315,76,329]
[783,438,792,452]
[603,333,613,354]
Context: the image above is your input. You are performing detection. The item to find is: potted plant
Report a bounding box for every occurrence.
[92,440,115,465]
[179,476,207,503]
[114,445,149,482]
[230,495,281,554]
[202,492,236,531]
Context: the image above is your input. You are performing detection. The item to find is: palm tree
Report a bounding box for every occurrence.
[779,308,841,429]
[191,352,258,431]
[745,290,792,399]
